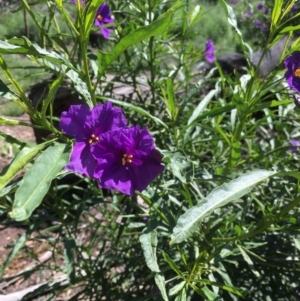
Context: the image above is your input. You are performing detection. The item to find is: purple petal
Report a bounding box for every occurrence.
[59,105,91,140]
[98,3,111,18]
[65,141,98,177]
[290,139,300,153]
[101,28,111,39]
[94,19,103,27]
[91,102,126,137]
[284,52,300,92]
[93,126,164,196]
[204,39,215,64]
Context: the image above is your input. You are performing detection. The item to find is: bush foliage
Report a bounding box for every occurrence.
[1,0,300,300]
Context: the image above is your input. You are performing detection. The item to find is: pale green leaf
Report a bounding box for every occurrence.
[9,144,71,221]
[139,228,160,273]
[170,170,276,244]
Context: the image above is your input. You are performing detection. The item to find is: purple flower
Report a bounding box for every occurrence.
[257,4,263,10]
[94,3,115,39]
[284,52,300,93]
[262,24,268,32]
[93,126,164,196]
[246,11,253,18]
[255,19,262,26]
[204,39,215,64]
[263,7,269,14]
[232,0,239,5]
[59,102,126,178]
[70,1,114,39]
[290,139,300,152]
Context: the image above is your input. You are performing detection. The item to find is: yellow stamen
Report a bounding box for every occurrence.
[295,68,300,77]
[122,154,133,165]
[97,14,103,22]
[88,134,99,144]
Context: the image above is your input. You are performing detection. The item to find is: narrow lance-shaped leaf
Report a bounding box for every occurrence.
[0,224,36,278]
[139,228,160,273]
[187,89,217,125]
[271,0,283,30]
[98,12,172,75]
[9,144,71,221]
[170,169,277,244]
[106,98,168,128]
[0,137,54,190]
[0,79,19,100]
[155,274,169,301]
[64,238,76,284]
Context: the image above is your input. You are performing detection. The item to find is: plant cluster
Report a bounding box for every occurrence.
[1,0,300,300]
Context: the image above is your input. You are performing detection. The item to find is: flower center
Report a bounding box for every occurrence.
[294,68,300,77]
[122,154,133,165]
[97,14,103,22]
[88,134,99,144]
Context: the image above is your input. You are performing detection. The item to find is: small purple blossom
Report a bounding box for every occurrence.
[257,4,263,10]
[204,39,215,64]
[290,140,300,152]
[232,0,239,5]
[246,11,253,18]
[262,24,268,32]
[70,1,114,39]
[255,19,262,26]
[59,102,126,178]
[263,7,269,14]
[93,126,164,196]
[292,5,299,13]
[284,52,300,93]
[94,3,115,39]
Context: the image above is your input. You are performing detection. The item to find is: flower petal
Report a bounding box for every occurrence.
[98,3,110,18]
[65,141,98,178]
[59,105,91,140]
[94,126,164,196]
[91,102,127,137]
[101,28,111,39]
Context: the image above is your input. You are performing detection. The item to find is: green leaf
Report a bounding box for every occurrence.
[0,139,54,191]
[170,170,276,244]
[139,228,160,273]
[64,238,76,284]
[83,0,103,40]
[162,78,178,122]
[155,274,169,301]
[237,245,260,277]
[9,144,71,221]
[163,252,185,278]
[187,89,217,125]
[279,24,300,34]
[271,0,283,29]
[169,281,186,296]
[98,12,172,75]
[163,151,192,183]
[0,79,19,100]
[41,72,65,118]
[230,140,241,168]
[0,224,36,277]
[105,98,168,129]
[201,286,222,301]
[293,237,300,252]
